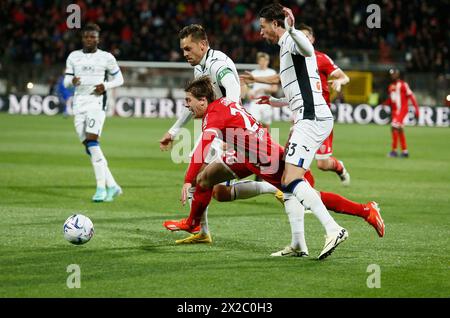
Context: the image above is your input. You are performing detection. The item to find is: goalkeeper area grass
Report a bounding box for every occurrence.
[0,113,448,297]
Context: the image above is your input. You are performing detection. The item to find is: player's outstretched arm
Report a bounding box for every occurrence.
[159,132,175,151]
[240,71,280,85]
[283,7,314,57]
[163,108,194,149]
[328,69,350,92]
[255,95,289,108]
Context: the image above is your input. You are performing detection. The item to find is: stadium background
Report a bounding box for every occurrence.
[0,0,449,299]
[1,0,449,110]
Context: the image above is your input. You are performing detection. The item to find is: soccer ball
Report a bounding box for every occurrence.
[63,214,94,245]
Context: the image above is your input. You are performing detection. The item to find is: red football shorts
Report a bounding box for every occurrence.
[391,111,408,128]
[315,130,334,160]
[219,149,314,189]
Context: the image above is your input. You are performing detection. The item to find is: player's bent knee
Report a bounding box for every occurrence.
[198,178,211,189]
[83,139,99,155]
[282,174,305,187]
[281,175,292,187]
[85,133,99,141]
[85,139,99,147]
[212,185,231,202]
[196,172,212,189]
[281,171,296,186]
[282,164,306,185]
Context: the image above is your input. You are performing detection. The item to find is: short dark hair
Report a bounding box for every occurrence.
[179,24,208,43]
[82,23,101,34]
[185,76,215,103]
[258,3,285,28]
[299,23,314,36]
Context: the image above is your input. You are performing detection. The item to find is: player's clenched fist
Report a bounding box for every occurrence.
[159,132,174,151]
[180,182,192,205]
[255,95,271,105]
[92,83,105,95]
[72,76,81,86]
[282,7,295,29]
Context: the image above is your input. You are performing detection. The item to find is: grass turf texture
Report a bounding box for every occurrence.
[0,113,449,297]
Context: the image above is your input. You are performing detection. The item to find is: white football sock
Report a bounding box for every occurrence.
[188,186,209,234]
[283,192,308,253]
[105,166,118,188]
[257,181,278,194]
[187,186,195,208]
[200,207,209,235]
[88,145,107,189]
[291,179,341,235]
[233,180,277,200]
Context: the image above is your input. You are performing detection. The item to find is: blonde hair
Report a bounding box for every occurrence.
[256,52,270,62]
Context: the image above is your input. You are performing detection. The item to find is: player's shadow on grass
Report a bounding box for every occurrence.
[3,185,96,201]
[2,185,159,190]
[3,185,93,189]
[2,184,161,202]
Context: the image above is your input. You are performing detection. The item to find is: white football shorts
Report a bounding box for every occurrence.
[74,109,106,141]
[284,118,333,169]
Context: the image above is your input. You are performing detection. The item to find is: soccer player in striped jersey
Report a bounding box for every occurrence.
[298,24,350,185]
[160,25,282,239]
[64,23,124,202]
[240,24,351,186]
[257,4,348,259]
[383,69,420,158]
[159,24,241,150]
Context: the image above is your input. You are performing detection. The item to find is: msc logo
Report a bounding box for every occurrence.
[82,66,95,73]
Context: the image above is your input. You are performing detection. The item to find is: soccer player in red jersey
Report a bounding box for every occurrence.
[164,76,384,259]
[240,24,351,186]
[383,69,420,158]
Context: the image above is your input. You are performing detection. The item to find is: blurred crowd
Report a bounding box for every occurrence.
[1,0,449,74]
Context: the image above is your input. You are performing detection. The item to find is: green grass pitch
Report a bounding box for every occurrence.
[0,113,449,297]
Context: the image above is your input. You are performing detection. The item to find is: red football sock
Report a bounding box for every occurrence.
[329,156,343,174]
[320,191,369,218]
[186,185,213,227]
[304,170,315,188]
[399,130,407,151]
[391,129,399,151]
